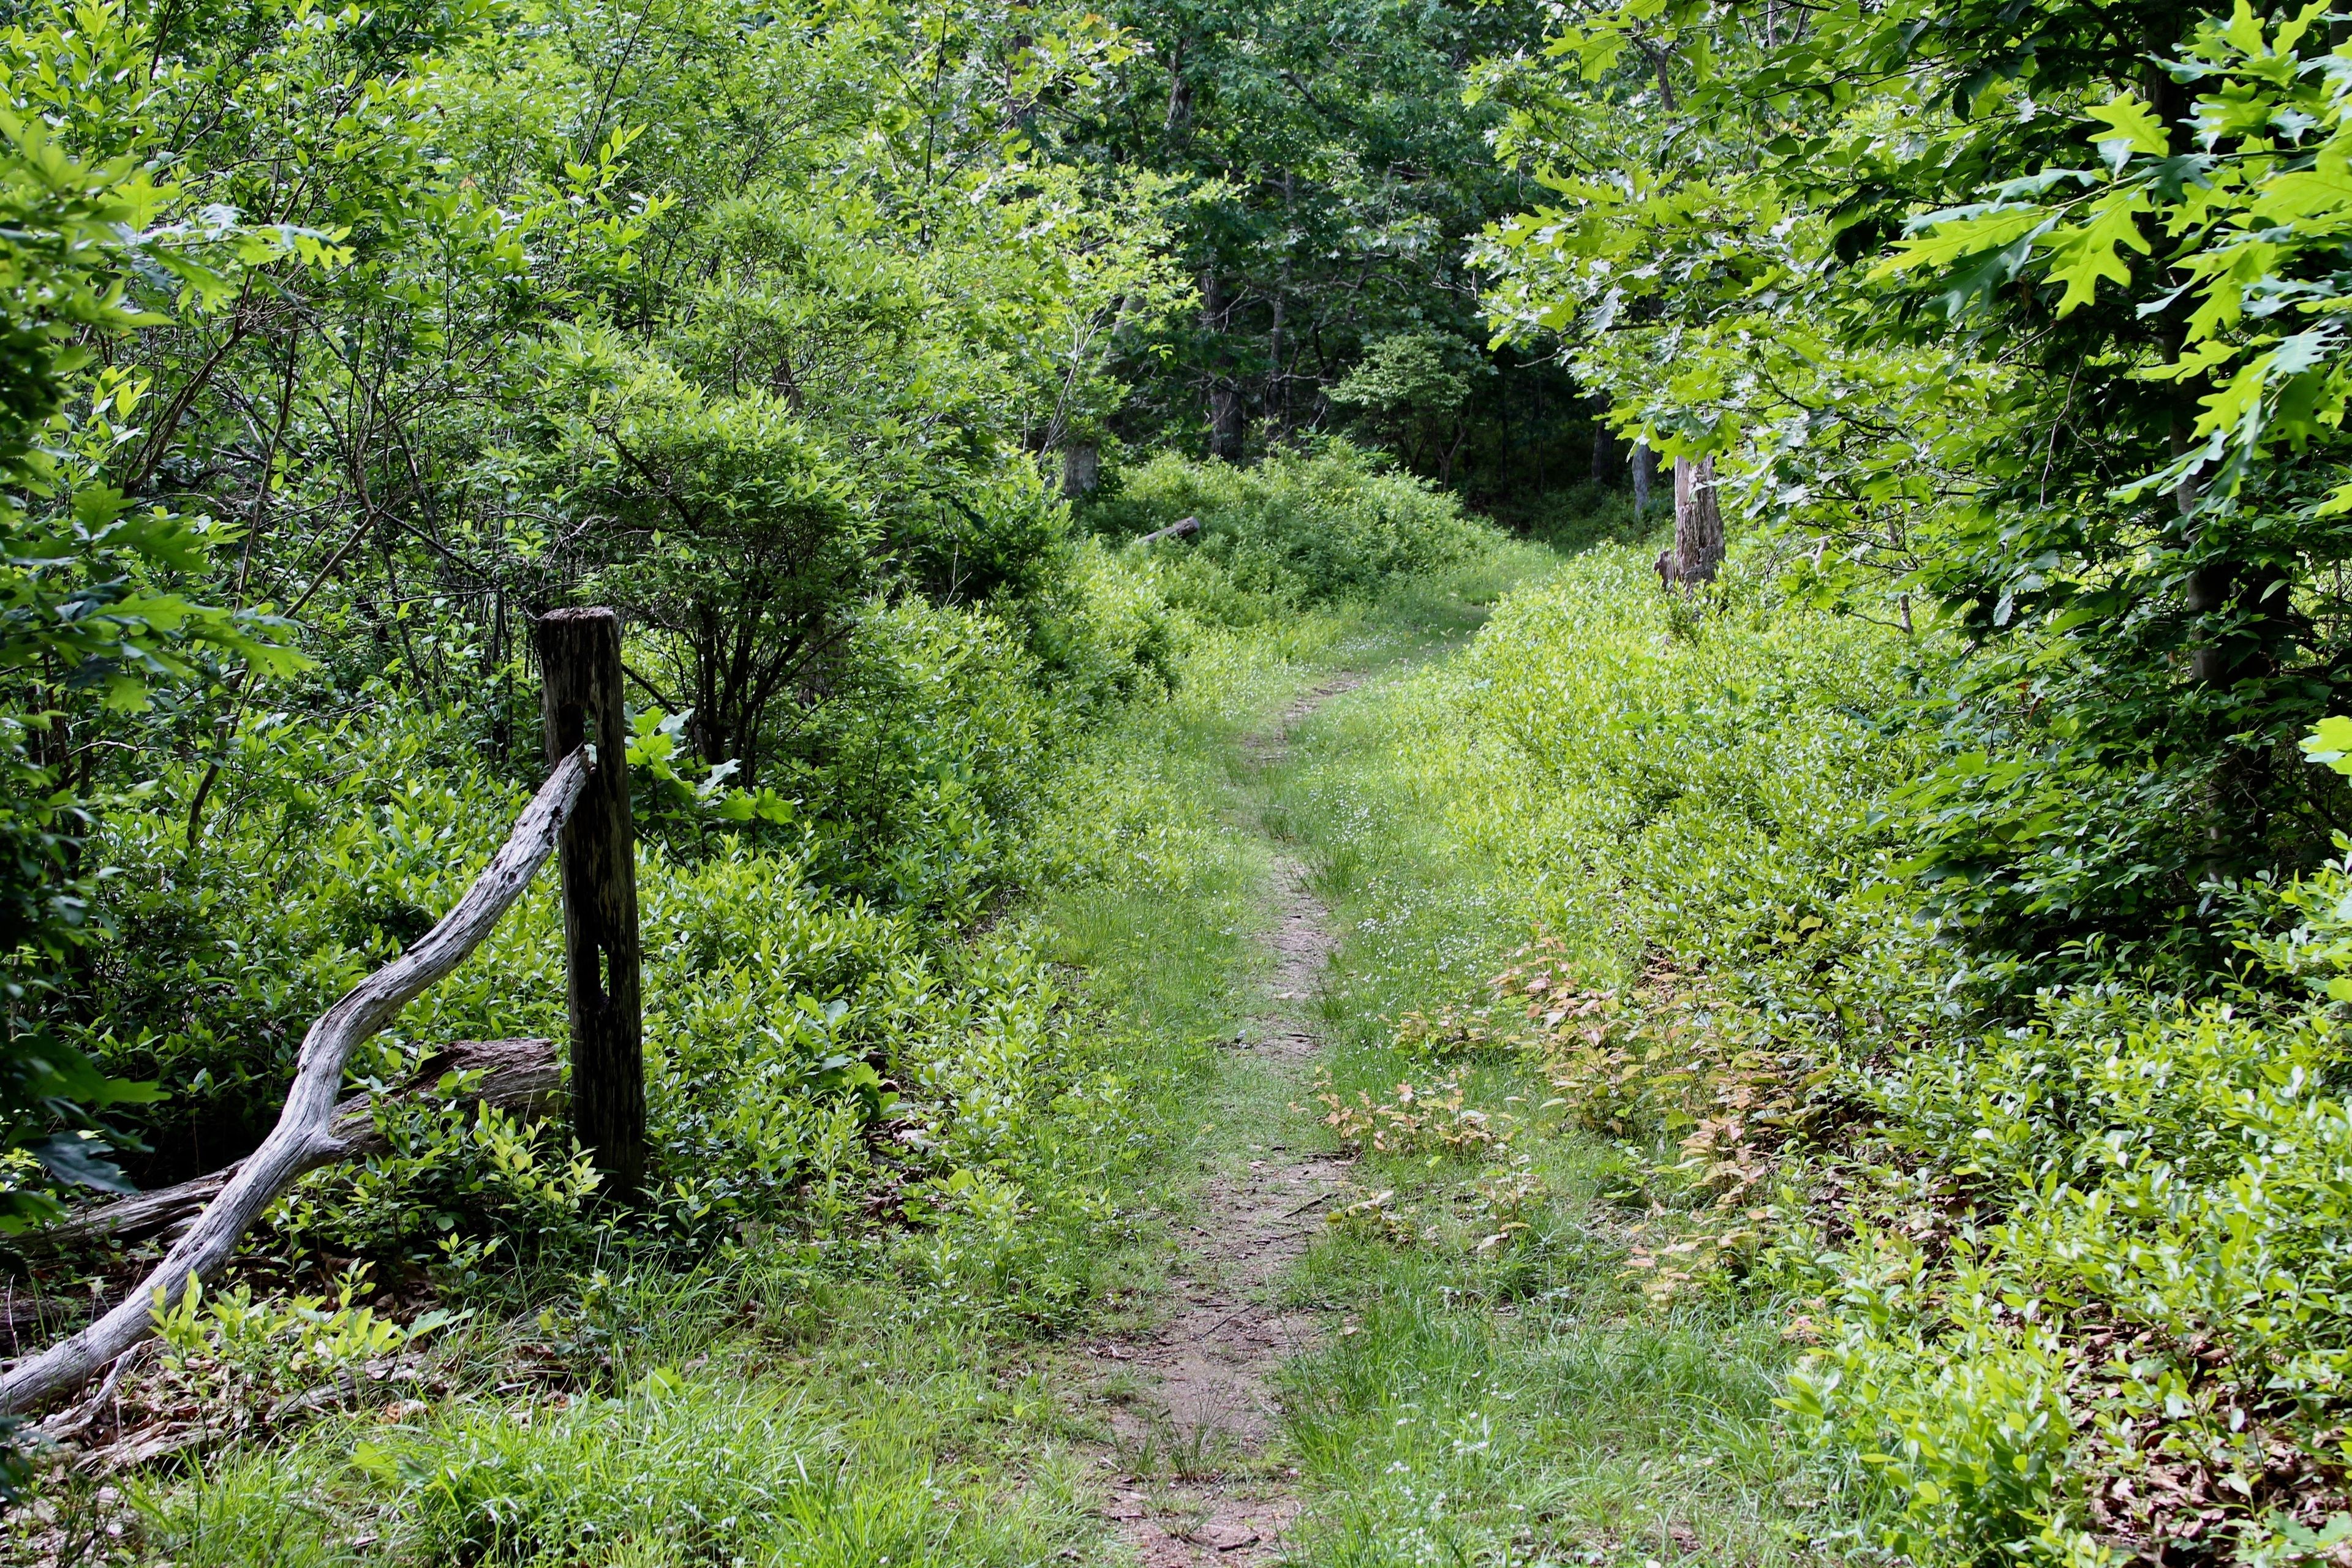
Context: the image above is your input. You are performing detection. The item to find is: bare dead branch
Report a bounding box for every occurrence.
[1,750,594,1414]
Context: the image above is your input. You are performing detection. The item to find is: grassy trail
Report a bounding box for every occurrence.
[1086,675,1363,1566]
[1062,575,1823,1568]
[1251,644,1817,1568]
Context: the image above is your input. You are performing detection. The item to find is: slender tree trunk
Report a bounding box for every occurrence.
[1267,292,1286,440]
[1590,421,1618,483]
[1163,42,1191,139]
[1632,440,1654,516]
[1202,268,1246,463]
[1272,169,1294,436]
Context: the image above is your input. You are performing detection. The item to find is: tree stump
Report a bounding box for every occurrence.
[1668,455,1724,586]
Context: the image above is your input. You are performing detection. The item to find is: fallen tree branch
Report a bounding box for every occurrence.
[1,749,594,1414]
[34,1341,151,1442]
[38,1038,562,1251]
[1136,514,1199,545]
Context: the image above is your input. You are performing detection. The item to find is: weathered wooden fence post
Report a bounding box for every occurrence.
[536,607,646,1197]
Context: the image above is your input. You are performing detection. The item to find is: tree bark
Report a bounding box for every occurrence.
[1670,456,1725,586]
[535,608,646,1199]
[1137,515,1200,545]
[0,752,592,1414]
[1060,441,1101,500]
[1632,440,1654,516]
[1163,47,1192,139]
[1209,385,1246,463]
[1203,269,1246,464]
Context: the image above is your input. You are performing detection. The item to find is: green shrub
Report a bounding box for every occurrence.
[1512,480,1653,554]
[1084,443,1502,609]
[788,597,1059,920]
[1370,538,2352,1559]
[1366,540,1939,1001]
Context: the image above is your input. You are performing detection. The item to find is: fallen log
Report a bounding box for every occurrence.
[39,1038,561,1251]
[0,747,594,1415]
[1136,514,1199,545]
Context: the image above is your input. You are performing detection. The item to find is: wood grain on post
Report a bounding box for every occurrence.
[535,608,646,1197]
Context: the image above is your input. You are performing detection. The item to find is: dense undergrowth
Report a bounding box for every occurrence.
[24,448,2352,1567]
[1260,539,2352,1565]
[2,453,1550,1560]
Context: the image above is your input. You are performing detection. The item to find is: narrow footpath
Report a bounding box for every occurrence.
[1091,677,1363,1566]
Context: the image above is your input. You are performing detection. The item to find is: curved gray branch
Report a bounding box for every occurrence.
[1,748,594,1414]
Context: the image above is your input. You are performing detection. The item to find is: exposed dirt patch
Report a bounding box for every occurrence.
[1087,676,1362,1567]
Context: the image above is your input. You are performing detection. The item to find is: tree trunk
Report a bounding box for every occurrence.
[1210,383,1246,463]
[1591,422,1618,483]
[536,608,646,1199]
[1203,268,1246,463]
[1632,440,1654,516]
[1670,456,1725,586]
[1164,50,1192,139]
[1060,441,1100,500]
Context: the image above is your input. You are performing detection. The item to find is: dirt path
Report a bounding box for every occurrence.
[1090,677,1362,1567]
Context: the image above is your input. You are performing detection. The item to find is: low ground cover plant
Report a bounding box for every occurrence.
[1272,533,2352,1563]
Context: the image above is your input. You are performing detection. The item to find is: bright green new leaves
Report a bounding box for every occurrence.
[1877,183,2153,323]
[2299,714,2352,775]
[0,110,301,725]
[1885,1,2352,508]
[2084,93,2171,161]
[0,90,303,1224]
[1875,205,2051,281]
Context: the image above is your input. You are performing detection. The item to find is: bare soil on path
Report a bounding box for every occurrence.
[1088,677,1362,1567]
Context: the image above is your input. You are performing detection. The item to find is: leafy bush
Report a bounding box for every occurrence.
[1368,539,2352,1559]
[1084,444,1501,609]
[1516,480,1651,554]
[1779,979,2352,1562]
[1379,540,1938,1001]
